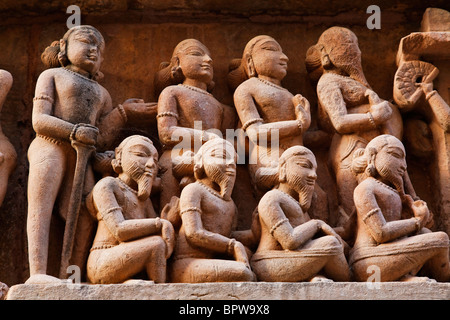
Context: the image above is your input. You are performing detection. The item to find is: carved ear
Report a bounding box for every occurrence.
[170,57,184,83]
[58,39,69,66]
[319,46,332,69]
[246,56,256,78]
[111,159,122,174]
[193,163,205,180]
[365,147,377,176]
[278,163,287,183]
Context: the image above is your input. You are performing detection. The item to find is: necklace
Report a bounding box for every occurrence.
[256,77,288,91]
[276,188,301,206]
[197,181,227,200]
[117,177,137,194]
[63,67,97,83]
[180,84,213,97]
[370,177,399,194]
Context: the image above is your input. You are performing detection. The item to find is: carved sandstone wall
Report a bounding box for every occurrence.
[0,0,448,286]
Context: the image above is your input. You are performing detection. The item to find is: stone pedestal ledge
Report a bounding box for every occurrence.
[5,282,450,300]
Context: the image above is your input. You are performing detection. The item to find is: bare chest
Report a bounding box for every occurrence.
[53,70,104,125]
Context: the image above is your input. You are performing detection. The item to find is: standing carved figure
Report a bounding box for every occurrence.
[86,135,174,284]
[0,70,17,207]
[229,35,311,191]
[305,27,415,229]
[251,146,351,282]
[169,139,255,283]
[26,25,154,283]
[155,39,235,209]
[350,134,450,282]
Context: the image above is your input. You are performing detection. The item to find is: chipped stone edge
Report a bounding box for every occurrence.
[5,282,450,300]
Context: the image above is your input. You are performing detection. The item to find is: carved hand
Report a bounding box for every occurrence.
[419,82,433,95]
[233,241,251,269]
[411,199,430,228]
[365,89,382,105]
[122,98,158,124]
[369,101,392,125]
[293,94,311,127]
[160,219,175,259]
[73,124,99,145]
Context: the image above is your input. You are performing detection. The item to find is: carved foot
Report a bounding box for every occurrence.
[122,279,155,285]
[0,282,9,300]
[399,274,437,283]
[309,275,334,283]
[25,274,64,284]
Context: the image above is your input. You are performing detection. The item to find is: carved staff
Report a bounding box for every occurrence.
[59,127,97,279]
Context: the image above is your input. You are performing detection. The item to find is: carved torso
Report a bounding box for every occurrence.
[52,68,107,125]
[174,182,236,259]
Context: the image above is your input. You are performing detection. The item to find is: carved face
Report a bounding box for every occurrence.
[201,141,237,200]
[249,36,288,81]
[176,40,213,84]
[65,28,104,76]
[119,137,158,200]
[374,137,407,191]
[319,27,369,87]
[283,150,317,211]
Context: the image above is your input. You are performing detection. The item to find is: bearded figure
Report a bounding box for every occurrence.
[250,146,351,282]
[85,135,174,284]
[350,134,450,282]
[169,138,256,283]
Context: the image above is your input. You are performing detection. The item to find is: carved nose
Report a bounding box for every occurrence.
[204,54,213,64]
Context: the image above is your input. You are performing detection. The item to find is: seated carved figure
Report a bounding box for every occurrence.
[251,146,351,282]
[169,138,256,283]
[86,135,174,284]
[350,134,450,282]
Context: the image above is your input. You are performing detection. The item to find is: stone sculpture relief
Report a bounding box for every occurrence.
[154,39,236,210]
[228,35,330,224]
[86,135,174,284]
[350,134,450,282]
[7,8,448,289]
[26,25,155,284]
[251,146,351,282]
[305,27,417,234]
[393,7,450,237]
[169,139,256,283]
[229,35,311,190]
[0,70,17,207]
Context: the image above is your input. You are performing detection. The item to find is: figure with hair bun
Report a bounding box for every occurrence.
[169,139,256,283]
[154,39,236,209]
[251,146,351,282]
[305,27,416,234]
[350,134,450,282]
[86,135,174,284]
[229,35,311,190]
[26,25,155,284]
[228,35,330,224]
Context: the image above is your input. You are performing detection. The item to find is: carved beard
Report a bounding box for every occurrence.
[205,164,235,200]
[128,161,154,201]
[287,172,315,212]
[377,162,404,195]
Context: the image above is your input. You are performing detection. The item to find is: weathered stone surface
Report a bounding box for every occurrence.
[6,282,450,300]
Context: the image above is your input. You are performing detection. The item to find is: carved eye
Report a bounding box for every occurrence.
[262,46,278,51]
[187,50,203,56]
[296,161,312,169]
